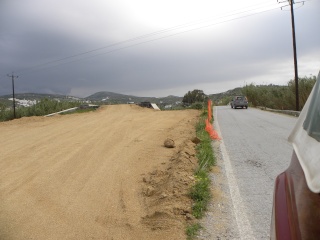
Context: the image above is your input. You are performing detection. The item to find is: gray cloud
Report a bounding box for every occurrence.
[1,0,319,98]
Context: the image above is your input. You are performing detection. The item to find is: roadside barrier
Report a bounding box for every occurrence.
[257,106,300,117]
[44,107,78,117]
[205,100,221,140]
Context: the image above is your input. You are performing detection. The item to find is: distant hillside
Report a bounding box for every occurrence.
[0,87,245,106]
[208,87,243,105]
[85,91,182,106]
[0,92,183,108]
[1,87,246,108]
[0,88,244,108]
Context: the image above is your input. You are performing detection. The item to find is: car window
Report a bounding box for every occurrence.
[303,76,320,142]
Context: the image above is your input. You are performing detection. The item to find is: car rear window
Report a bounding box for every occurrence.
[303,77,320,142]
[236,96,243,100]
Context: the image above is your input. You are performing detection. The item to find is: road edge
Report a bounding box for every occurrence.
[214,106,255,240]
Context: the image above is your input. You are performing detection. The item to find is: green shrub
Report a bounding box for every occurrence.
[190,102,204,110]
[242,75,316,110]
[190,170,211,218]
[0,99,82,122]
[186,223,202,240]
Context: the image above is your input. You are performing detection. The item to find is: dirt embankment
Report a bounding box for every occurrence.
[0,104,200,240]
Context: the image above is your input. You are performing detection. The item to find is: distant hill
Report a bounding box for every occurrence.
[84,88,244,106]
[208,87,243,104]
[0,93,82,108]
[84,91,182,106]
[0,87,244,108]
[0,92,183,108]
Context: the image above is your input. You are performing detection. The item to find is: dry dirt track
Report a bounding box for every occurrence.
[0,105,200,240]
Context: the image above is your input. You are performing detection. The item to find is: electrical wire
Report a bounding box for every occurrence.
[5,0,315,77]
[42,6,288,71]
[13,1,288,75]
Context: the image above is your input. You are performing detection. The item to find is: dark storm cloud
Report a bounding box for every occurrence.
[1,0,319,97]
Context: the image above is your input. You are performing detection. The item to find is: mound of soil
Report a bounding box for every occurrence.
[141,140,198,230]
[0,104,200,240]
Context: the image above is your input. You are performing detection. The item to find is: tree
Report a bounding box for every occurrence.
[182,89,207,105]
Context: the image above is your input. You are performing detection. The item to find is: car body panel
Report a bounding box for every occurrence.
[271,151,320,239]
[271,71,320,239]
[288,75,320,193]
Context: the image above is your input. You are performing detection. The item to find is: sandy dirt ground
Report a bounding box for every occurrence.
[0,105,200,240]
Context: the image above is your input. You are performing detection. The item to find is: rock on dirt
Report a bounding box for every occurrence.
[164,138,175,148]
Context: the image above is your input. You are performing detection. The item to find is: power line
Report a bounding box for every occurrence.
[59,6,286,66]
[278,0,303,111]
[14,2,288,75]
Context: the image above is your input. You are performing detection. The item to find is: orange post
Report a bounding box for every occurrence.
[207,100,212,122]
[205,100,221,140]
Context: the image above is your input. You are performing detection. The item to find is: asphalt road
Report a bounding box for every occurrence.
[214,106,298,239]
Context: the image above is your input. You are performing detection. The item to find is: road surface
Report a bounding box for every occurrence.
[215,106,298,239]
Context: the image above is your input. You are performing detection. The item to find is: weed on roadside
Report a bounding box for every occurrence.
[186,223,202,240]
[190,170,211,219]
[186,108,216,238]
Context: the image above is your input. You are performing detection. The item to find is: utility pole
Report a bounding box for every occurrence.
[7,73,18,119]
[289,0,299,111]
[279,0,301,111]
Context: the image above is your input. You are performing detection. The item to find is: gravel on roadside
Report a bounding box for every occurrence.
[196,141,240,240]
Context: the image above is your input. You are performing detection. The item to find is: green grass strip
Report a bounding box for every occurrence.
[186,108,216,239]
[186,223,202,240]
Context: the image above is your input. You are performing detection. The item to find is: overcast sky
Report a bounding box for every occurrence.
[1,0,319,98]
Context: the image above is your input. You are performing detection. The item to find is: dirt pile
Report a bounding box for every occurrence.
[0,104,200,240]
[141,140,198,230]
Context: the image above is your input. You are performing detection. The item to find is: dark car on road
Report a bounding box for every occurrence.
[271,71,320,239]
[230,96,248,109]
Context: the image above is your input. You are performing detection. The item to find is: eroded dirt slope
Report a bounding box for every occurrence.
[0,105,199,240]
